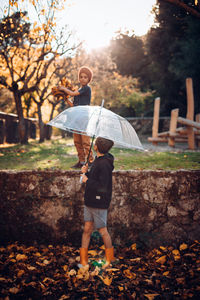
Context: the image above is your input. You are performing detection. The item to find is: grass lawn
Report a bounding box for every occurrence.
[0,137,200,171]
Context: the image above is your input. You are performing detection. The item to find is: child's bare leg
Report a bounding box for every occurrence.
[81,221,93,248]
[98,227,112,249]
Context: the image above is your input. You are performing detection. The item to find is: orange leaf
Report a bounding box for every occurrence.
[156,255,166,264]
[131,243,137,250]
[88,250,98,256]
[123,269,136,279]
[179,243,188,251]
[16,254,27,261]
[144,294,160,300]
[99,275,112,286]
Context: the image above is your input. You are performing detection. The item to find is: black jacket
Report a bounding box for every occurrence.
[84,153,114,209]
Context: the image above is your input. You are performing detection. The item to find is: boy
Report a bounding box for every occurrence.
[80,137,115,269]
[57,66,93,168]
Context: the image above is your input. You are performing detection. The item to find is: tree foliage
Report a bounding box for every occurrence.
[146,0,200,115]
[0,0,78,143]
[109,1,200,116]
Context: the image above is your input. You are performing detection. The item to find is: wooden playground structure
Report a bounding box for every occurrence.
[148,78,200,150]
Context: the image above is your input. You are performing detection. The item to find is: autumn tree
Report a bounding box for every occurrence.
[160,0,200,18]
[0,0,78,144]
[146,0,200,115]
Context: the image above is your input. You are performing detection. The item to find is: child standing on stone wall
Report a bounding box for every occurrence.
[57,66,94,168]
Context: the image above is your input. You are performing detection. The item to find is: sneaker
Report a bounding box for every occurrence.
[71,161,84,169]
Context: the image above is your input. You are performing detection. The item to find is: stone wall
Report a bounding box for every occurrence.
[0,170,199,248]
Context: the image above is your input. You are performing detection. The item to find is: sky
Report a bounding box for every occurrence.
[59,0,157,52]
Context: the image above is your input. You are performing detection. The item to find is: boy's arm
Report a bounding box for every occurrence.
[58,86,80,96]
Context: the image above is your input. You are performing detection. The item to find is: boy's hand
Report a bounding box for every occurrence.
[81,164,88,173]
[81,174,88,183]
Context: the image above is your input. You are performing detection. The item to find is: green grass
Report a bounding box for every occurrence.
[0,138,200,171]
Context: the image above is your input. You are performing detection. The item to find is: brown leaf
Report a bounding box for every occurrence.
[144,294,160,300]
[9,287,20,294]
[99,275,112,286]
[123,269,136,279]
[16,254,28,261]
[179,243,188,251]
[156,255,166,264]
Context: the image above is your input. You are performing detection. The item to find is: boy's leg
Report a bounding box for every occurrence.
[98,227,112,249]
[81,221,94,248]
[98,227,114,268]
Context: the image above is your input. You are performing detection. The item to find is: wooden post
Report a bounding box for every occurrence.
[152,97,160,146]
[196,114,200,148]
[168,108,179,147]
[186,78,195,150]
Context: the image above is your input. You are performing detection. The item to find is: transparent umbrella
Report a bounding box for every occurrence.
[48,102,144,154]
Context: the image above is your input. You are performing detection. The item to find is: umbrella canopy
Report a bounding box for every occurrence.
[48,105,143,151]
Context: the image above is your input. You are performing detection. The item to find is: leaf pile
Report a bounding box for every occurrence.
[0,241,200,299]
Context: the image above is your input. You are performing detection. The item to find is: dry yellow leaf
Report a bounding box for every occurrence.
[17,270,25,277]
[144,293,160,300]
[9,287,20,294]
[118,286,124,291]
[27,266,36,271]
[163,271,169,276]
[43,259,50,265]
[63,265,68,272]
[172,249,180,256]
[88,250,98,256]
[160,246,167,251]
[156,255,166,264]
[179,243,188,251]
[100,245,105,250]
[99,275,112,286]
[131,243,137,250]
[77,267,90,281]
[68,269,76,276]
[16,254,28,261]
[123,269,136,279]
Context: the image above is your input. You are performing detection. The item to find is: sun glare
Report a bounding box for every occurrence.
[60,0,156,52]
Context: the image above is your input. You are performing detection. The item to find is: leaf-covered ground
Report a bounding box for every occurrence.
[0,241,200,299]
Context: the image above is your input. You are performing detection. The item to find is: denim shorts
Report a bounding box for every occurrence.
[84,205,108,229]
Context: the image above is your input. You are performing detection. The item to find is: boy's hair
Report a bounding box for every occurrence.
[78,66,93,83]
[95,137,114,154]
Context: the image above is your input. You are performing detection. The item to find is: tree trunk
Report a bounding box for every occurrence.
[46,104,56,140]
[37,103,46,143]
[13,90,28,144]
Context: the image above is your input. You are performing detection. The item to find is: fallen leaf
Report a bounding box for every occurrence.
[88,250,98,256]
[160,246,167,251]
[16,254,28,261]
[68,269,76,276]
[179,243,188,251]
[99,275,112,286]
[156,255,166,264]
[123,269,136,279]
[144,293,160,300]
[163,271,170,276]
[9,287,20,294]
[17,270,25,277]
[131,243,137,250]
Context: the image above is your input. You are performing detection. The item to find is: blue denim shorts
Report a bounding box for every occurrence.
[84,205,108,229]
